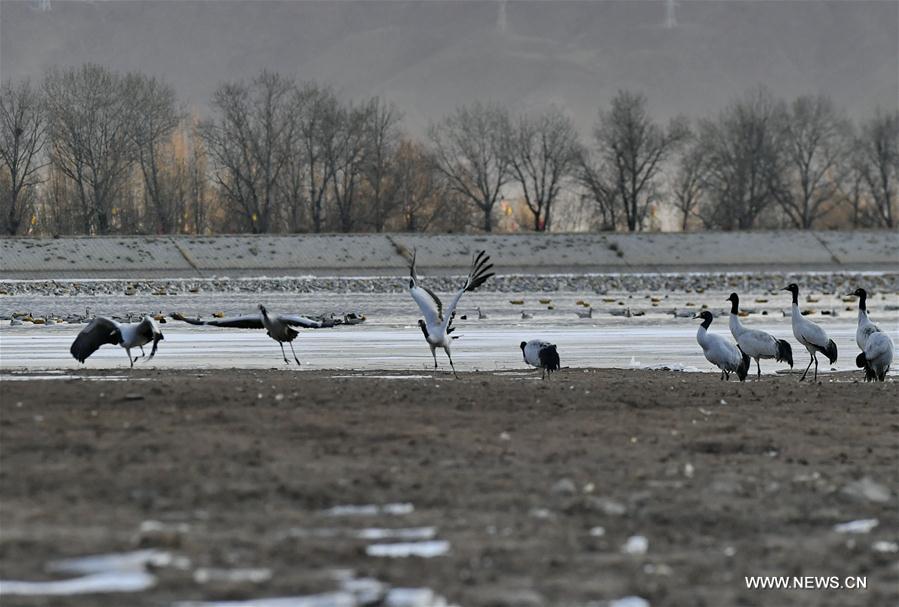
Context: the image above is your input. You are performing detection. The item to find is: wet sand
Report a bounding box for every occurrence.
[1,369,897,606]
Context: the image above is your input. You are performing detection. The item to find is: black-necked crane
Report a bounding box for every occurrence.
[408,249,494,377]
[172,305,329,365]
[70,316,164,368]
[727,293,792,377]
[857,332,894,382]
[783,283,837,381]
[852,288,881,351]
[694,310,750,381]
[851,288,893,382]
[519,339,561,379]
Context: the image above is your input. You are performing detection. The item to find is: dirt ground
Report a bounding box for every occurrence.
[1,369,897,607]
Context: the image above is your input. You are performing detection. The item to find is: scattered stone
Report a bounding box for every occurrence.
[551,478,577,495]
[133,520,190,548]
[608,596,650,607]
[193,567,272,584]
[842,477,892,504]
[622,535,649,555]
[585,496,627,516]
[833,519,878,534]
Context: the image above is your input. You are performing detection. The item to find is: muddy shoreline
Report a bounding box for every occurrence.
[1,369,897,606]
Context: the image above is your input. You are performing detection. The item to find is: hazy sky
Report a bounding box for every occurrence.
[2,0,897,132]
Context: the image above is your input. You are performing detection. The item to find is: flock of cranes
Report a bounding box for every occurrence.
[67,249,893,382]
[695,285,892,383]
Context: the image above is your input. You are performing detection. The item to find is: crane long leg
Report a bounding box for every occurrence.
[288,341,301,366]
[445,348,458,379]
[813,354,818,381]
[127,348,135,368]
[756,359,761,378]
[800,352,814,381]
[431,347,438,369]
[140,345,146,358]
[279,342,289,365]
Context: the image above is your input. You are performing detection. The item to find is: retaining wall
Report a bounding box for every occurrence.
[1,231,896,278]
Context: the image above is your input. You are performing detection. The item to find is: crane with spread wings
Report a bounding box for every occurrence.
[408,249,494,377]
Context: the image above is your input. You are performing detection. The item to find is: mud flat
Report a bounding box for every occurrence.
[1,369,897,606]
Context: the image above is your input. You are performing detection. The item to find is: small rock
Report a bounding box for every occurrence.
[552,478,577,495]
[622,535,648,555]
[124,393,144,401]
[842,477,892,504]
[585,496,627,516]
[134,520,190,547]
[609,596,650,607]
[833,519,878,534]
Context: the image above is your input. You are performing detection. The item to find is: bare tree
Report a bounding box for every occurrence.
[362,97,402,232]
[591,91,687,232]
[506,107,581,231]
[0,79,46,235]
[295,83,341,233]
[577,154,620,231]
[698,87,786,230]
[201,71,295,233]
[328,102,369,232]
[856,109,898,228]
[391,139,447,232]
[429,102,511,232]
[775,95,850,228]
[125,73,181,233]
[44,65,135,234]
[671,137,705,231]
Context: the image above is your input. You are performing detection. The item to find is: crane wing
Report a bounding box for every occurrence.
[277,314,331,329]
[408,248,442,326]
[171,312,264,329]
[797,317,829,349]
[410,286,442,327]
[442,250,494,330]
[70,317,122,363]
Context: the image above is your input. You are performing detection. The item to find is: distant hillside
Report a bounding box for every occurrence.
[2,0,896,133]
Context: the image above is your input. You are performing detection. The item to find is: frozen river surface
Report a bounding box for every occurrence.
[1,288,892,374]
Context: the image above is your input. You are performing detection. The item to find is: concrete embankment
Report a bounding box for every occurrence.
[1,231,896,279]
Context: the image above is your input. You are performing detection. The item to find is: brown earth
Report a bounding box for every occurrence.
[0,369,897,607]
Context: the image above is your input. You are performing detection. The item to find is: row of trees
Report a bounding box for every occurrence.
[1,64,896,235]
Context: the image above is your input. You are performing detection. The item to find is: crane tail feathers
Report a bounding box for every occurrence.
[823,339,838,365]
[775,339,793,368]
[736,346,750,382]
[539,345,561,374]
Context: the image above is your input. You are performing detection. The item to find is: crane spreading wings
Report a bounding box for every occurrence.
[409,249,494,332]
[171,312,334,329]
[70,317,123,362]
